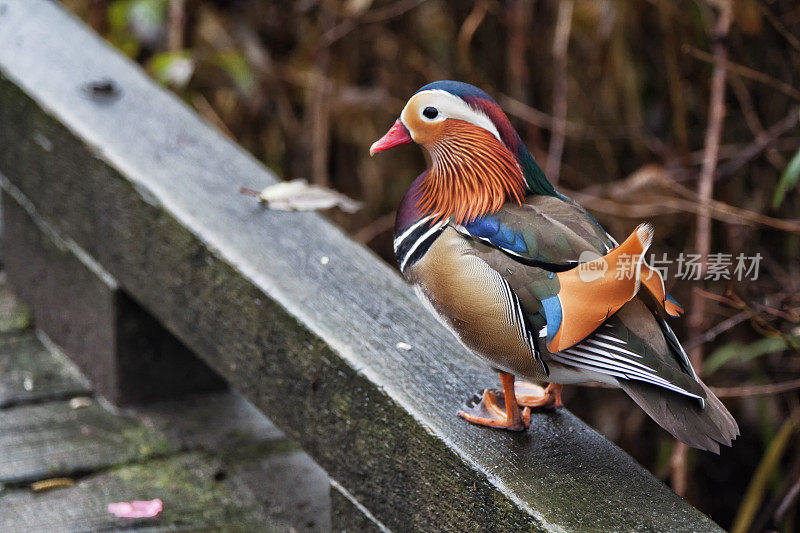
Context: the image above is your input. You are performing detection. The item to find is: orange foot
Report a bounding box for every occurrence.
[458,373,531,431]
[514,381,564,409]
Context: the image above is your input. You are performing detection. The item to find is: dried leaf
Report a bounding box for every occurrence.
[69,397,93,410]
[242,179,362,213]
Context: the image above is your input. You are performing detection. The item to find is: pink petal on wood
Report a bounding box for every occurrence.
[107,498,163,518]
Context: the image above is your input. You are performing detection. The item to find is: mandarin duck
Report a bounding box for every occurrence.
[370,81,738,452]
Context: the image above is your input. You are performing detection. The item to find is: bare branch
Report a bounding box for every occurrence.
[683,311,750,351]
[545,0,574,185]
[712,378,800,398]
[167,0,185,52]
[657,0,688,151]
[457,0,489,74]
[673,0,733,500]
[689,3,733,368]
[684,45,800,101]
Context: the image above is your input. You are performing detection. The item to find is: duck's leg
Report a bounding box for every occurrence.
[514,382,564,409]
[458,372,531,431]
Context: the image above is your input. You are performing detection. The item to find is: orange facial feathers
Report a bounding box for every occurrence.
[413,120,527,225]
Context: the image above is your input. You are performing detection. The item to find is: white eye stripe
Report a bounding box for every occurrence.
[402,90,503,144]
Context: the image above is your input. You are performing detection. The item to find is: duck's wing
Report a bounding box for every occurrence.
[461,196,683,351]
[461,196,703,402]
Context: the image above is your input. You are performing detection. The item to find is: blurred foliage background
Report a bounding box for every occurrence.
[62,0,800,530]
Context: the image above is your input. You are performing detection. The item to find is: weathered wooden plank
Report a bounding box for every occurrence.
[123,390,286,451]
[0,400,169,484]
[0,333,90,407]
[0,451,297,533]
[0,1,722,530]
[0,312,330,532]
[0,274,30,335]
[330,483,385,533]
[1,188,226,405]
[0,392,299,485]
[223,447,331,531]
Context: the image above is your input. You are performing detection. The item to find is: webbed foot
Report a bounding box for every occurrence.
[458,372,530,431]
[515,381,563,409]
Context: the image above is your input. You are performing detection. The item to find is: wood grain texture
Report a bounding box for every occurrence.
[0,1,722,530]
[0,400,170,484]
[2,191,227,405]
[0,451,299,533]
[0,331,329,531]
[0,333,90,408]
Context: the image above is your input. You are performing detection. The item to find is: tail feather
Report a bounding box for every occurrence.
[618,379,739,453]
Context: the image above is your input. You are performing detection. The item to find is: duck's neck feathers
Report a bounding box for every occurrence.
[414,120,530,225]
[459,94,556,198]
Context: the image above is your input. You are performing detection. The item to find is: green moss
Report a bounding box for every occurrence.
[107,453,271,530]
[118,426,171,459]
[0,286,31,333]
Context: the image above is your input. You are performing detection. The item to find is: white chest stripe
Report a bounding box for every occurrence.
[394,215,434,254]
[399,221,446,273]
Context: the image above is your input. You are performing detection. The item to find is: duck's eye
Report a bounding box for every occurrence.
[422,107,439,119]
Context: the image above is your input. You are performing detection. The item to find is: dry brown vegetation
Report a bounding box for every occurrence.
[63,0,800,530]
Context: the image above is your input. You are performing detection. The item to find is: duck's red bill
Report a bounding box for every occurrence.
[370,119,412,156]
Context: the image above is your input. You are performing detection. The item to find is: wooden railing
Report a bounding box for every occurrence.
[0,1,723,530]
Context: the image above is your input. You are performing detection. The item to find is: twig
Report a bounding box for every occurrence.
[693,288,800,352]
[167,0,185,52]
[500,95,623,139]
[655,176,800,234]
[674,1,733,500]
[192,94,235,139]
[688,3,733,369]
[759,3,800,54]
[774,475,800,523]
[731,418,798,533]
[716,107,800,179]
[750,455,800,533]
[506,0,530,100]
[308,10,333,186]
[670,443,691,497]
[457,0,489,74]
[712,378,800,398]
[685,137,800,167]
[693,287,736,306]
[89,0,107,33]
[545,0,574,186]
[563,187,800,234]
[353,212,397,243]
[683,311,749,351]
[683,45,800,101]
[281,66,403,111]
[753,302,800,323]
[657,0,688,151]
[319,0,429,47]
[728,74,786,170]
